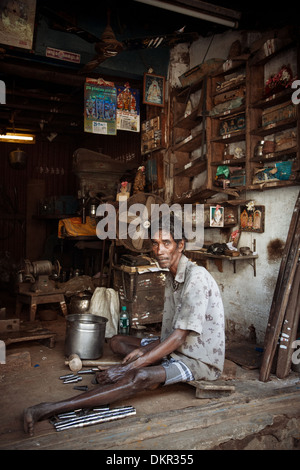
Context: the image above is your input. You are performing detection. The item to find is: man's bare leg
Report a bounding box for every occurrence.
[24,365,166,436]
[109,335,142,356]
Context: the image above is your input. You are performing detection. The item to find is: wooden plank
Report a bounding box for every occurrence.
[189,380,235,398]
[189,380,235,391]
[260,235,300,381]
[3,390,300,450]
[259,191,300,381]
[276,262,300,378]
[262,192,300,327]
[268,192,300,323]
[0,325,56,348]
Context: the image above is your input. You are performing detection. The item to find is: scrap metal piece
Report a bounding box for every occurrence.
[73,385,89,391]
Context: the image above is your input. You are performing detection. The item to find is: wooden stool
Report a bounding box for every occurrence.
[16,290,67,322]
[188,379,235,399]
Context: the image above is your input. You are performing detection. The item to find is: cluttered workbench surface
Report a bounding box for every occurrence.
[0,303,300,451]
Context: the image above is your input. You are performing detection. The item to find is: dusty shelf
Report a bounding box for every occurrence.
[187,250,258,276]
[174,157,207,177]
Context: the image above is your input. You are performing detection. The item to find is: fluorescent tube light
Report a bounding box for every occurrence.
[134,0,239,28]
[0,133,35,143]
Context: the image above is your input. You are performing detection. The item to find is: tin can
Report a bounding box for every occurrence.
[119,306,130,335]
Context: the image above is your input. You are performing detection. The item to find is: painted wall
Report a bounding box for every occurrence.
[169,31,299,344]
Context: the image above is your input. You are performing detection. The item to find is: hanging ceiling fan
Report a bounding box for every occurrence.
[41,6,199,74]
[116,192,164,252]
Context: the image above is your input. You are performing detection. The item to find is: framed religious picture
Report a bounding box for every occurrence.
[240,204,265,233]
[116,83,140,132]
[210,205,224,227]
[143,73,165,107]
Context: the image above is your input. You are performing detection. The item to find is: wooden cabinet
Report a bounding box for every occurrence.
[113,265,166,327]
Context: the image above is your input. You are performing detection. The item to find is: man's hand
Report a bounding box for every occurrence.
[95,364,129,385]
[95,330,189,385]
[122,348,144,364]
[122,339,160,364]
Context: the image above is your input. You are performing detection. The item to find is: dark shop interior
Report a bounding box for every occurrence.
[0,0,299,451]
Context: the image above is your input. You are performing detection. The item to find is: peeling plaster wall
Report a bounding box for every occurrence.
[168,43,191,91]
[210,187,299,344]
[168,31,299,344]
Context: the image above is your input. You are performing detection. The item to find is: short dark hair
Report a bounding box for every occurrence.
[151,212,187,246]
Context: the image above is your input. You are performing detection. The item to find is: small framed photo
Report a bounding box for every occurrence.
[143,73,165,107]
[210,205,224,227]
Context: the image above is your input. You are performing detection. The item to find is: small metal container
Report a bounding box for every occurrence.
[9,148,27,169]
[254,140,264,158]
[69,293,92,315]
[240,246,252,256]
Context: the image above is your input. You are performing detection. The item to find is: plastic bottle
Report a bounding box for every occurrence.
[119,306,130,335]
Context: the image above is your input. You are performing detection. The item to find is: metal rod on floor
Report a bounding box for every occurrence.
[52,406,136,431]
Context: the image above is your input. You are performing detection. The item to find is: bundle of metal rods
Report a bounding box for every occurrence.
[51,406,136,432]
[59,369,96,384]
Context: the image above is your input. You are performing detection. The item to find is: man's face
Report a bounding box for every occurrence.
[151,229,184,274]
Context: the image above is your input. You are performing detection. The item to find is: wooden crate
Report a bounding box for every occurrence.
[179,59,224,88]
[214,86,245,105]
[262,102,296,128]
[219,112,246,136]
[113,265,166,327]
[230,170,246,187]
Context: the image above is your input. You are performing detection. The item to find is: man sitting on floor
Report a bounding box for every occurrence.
[24,214,225,435]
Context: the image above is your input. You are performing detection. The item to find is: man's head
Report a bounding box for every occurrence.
[151,214,185,275]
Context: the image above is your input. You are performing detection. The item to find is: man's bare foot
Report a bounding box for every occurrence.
[23,403,53,436]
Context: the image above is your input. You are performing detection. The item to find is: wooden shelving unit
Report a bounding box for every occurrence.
[169,36,299,206]
[248,40,299,191]
[171,77,209,203]
[204,41,299,195]
[174,156,207,178]
[206,58,248,195]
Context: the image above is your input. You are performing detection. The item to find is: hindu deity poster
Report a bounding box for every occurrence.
[84,78,117,135]
[116,83,140,132]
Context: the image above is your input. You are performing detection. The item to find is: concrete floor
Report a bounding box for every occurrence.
[0,300,300,451]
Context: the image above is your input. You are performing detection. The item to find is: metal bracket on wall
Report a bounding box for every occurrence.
[229,255,258,276]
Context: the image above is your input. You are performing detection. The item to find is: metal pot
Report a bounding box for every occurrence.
[64,313,108,359]
[9,148,27,169]
[240,246,252,256]
[69,293,92,315]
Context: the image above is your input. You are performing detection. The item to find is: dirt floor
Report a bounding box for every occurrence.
[1,291,300,451]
